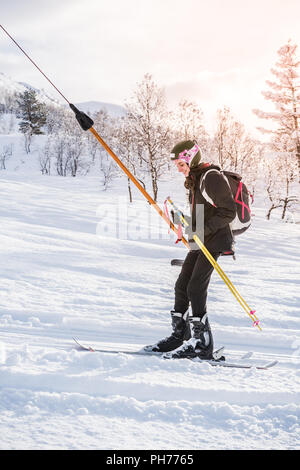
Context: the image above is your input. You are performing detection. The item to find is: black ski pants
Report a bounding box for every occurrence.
[174,249,220,319]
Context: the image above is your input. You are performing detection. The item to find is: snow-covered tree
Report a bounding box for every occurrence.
[172,99,209,152]
[91,109,117,171]
[112,116,138,202]
[38,141,51,175]
[45,104,68,135]
[213,106,262,187]
[0,88,18,114]
[0,144,13,170]
[43,107,90,177]
[16,89,47,153]
[253,40,300,180]
[263,154,298,220]
[125,74,172,201]
[90,109,110,165]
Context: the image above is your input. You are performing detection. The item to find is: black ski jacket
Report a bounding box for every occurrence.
[185,163,236,253]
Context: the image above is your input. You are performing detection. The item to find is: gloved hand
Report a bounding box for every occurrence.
[183,214,205,246]
[170,209,185,226]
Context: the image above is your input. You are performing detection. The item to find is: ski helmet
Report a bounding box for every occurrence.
[170,140,202,168]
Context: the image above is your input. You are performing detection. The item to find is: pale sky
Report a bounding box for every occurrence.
[1,0,300,136]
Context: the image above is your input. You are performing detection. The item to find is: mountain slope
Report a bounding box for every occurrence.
[0,72,126,119]
[74,100,126,117]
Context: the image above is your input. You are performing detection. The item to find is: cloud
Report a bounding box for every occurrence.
[163,68,271,135]
[165,70,241,104]
[1,0,300,135]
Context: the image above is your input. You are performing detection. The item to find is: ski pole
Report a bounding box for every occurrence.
[166,197,262,330]
[0,24,190,249]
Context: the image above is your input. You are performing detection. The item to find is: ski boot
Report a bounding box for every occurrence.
[164,314,214,359]
[144,311,191,353]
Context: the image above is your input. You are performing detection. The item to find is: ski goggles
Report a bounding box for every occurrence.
[170,143,200,165]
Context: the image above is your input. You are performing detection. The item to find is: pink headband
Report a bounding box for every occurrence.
[177,144,200,164]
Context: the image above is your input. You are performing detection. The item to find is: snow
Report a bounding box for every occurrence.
[0,162,299,449]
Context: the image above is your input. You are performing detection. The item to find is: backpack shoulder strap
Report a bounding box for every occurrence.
[199,168,221,205]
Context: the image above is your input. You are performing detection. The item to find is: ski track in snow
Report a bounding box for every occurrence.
[0,172,299,450]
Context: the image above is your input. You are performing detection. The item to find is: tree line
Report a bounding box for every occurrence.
[0,41,299,221]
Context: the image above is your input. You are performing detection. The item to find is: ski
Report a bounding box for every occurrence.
[200,359,278,370]
[73,339,277,370]
[73,337,161,356]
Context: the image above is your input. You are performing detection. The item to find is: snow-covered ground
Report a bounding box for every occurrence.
[0,168,299,450]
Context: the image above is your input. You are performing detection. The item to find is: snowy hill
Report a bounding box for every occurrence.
[0,72,61,107]
[0,72,26,96]
[74,100,126,118]
[0,170,299,450]
[0,72,126,118]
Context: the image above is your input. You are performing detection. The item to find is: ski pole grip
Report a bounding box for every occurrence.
[69,103,94,131]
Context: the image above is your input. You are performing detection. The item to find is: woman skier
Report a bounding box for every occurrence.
[145,140,237,360]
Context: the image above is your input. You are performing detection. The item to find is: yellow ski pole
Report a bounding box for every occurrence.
[167,197,262,331]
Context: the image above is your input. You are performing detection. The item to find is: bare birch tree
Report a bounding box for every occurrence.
[213,106,262,180]
[172,99,209,152]
[125,74,172,201]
